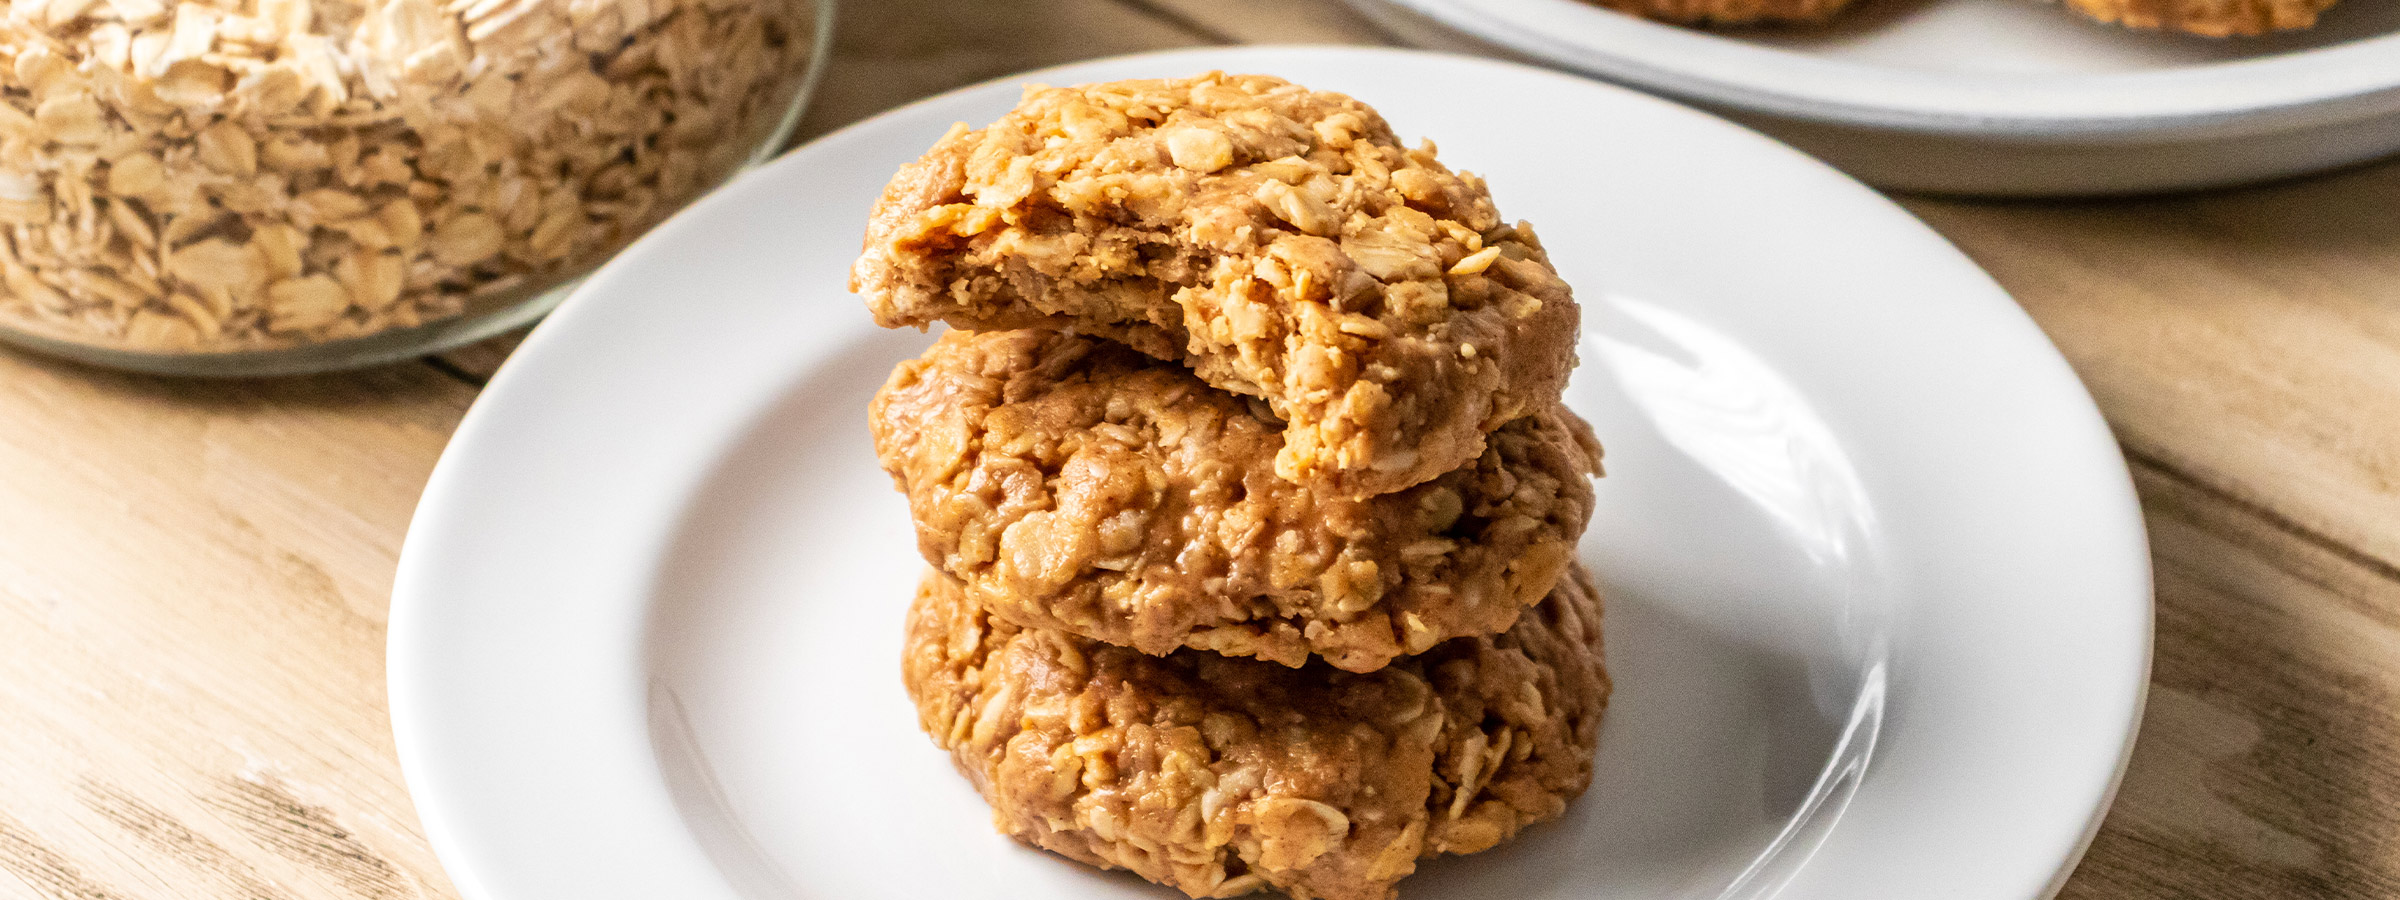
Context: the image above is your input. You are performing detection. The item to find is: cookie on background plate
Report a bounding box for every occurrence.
[2057,0,2341,35]
[1588,0,1857,24]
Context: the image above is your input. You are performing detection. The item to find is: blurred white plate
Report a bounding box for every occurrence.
[388,46,2150,900]
[1350,0,2400,194]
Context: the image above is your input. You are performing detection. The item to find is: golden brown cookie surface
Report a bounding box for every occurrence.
[872,329,1601,673]
[902,564,1609,900]
[2058,0,2340,35]
[852,73,1582,498]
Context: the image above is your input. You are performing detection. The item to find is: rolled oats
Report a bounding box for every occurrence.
[0,0,814,356]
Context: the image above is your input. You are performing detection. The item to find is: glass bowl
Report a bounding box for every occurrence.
[0,0,836,377]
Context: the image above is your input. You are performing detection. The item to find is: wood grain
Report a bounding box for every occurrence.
[1905,167,2400,579]
[1117,0,1392,42]
[7,1,2400,898]
[2065,458,2400,899]
[0,354,469,900]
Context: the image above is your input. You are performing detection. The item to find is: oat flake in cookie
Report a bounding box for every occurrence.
[872,329,1601,673]
[852,72,1582,498]
[903,564,1609,900]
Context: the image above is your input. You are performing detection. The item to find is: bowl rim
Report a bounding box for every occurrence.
[1367,0,2400,137]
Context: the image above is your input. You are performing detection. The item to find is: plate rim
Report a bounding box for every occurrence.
[1358,0,2400,136]
[387,43,2153,900]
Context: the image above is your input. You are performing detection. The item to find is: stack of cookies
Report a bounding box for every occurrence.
[850,73,1609,900]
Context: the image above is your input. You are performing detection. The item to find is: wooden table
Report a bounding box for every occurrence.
[4,2,2396,898]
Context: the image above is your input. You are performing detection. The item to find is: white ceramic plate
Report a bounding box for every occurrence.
[388,46,2151,900]
[1349,0,2400,194]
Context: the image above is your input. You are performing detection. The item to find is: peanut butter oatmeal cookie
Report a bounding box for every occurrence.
[903,564,1609,900]
[2058,0,2339,34]
[852,73,1582,498]
[872,329,1601,674]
